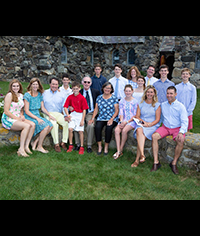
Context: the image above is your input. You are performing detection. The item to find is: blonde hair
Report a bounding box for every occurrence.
[141,85,158,107]
[27,78,44,96]
[181,68,191,75]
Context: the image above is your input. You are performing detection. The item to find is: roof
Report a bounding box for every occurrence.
[159,36,175,52]
[68,36,145,44]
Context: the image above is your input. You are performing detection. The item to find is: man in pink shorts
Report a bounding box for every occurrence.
[151,86,188,175]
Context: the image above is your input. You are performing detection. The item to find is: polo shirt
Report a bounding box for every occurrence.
[64,93,89,113]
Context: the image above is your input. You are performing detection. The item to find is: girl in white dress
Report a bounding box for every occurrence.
[133,75,146,103]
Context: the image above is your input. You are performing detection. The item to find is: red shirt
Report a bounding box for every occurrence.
[64,93,89,113]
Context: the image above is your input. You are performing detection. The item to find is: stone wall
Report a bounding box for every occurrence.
[1,125,200,171]
[0,36,163,83]
[172,36,200,87]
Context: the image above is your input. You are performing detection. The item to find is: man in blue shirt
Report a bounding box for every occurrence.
[43,77,69,152]
[91,64,107,94]
[153,64,175,103]
[151,86,188,175]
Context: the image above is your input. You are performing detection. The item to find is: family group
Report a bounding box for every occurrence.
[1,63,197,175]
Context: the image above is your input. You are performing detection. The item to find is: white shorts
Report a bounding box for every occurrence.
[68,111,84,132]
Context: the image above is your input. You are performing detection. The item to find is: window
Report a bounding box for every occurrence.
[112,49,120,65]
[61,45,67,64]
[127,48,136,65]
[196,52,200,69]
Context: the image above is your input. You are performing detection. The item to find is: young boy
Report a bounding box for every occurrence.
[153,64,175,103]
[176,68,197,131]
[91,63,107,94]
[64,82,89,155]
[109,64,128,100]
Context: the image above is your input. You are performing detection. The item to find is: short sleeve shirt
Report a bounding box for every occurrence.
[96,94,119,122]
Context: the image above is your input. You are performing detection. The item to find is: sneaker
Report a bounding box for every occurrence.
[79,146,84,155]
[67,145,74,153]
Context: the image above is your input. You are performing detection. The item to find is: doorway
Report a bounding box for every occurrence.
[158,52,175,80]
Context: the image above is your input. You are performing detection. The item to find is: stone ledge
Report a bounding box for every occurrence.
[1,125,200,171]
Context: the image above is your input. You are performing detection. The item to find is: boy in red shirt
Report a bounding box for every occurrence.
[64,82,89,154]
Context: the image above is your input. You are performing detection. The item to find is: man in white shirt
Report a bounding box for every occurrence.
[145,65,158,86]
[109,64,128,100]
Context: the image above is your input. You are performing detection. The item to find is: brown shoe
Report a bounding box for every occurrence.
[151,162,161,172]
[55,144,61,153]
[60,142,67,151]
[169,162,179,175]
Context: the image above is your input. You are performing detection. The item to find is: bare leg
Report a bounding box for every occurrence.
[152,132,162,164]
[173,140,184,165]
[24,120,35,154]
[115,125,122,153]
[11,121,31,157]
[36,126,52,153]
[104,143,109,154]
[68,128,74,145]
[79,131,84,147]
[97,141,102,153]
[136,128,146,158]
[120,125,133,152]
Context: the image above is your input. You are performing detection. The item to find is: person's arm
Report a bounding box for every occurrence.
[145,106,161,127]
[107,103,119,126]
[80,110,86,127]
[88,103,99,125]
[41,101,56,121]
[4,93,21,120]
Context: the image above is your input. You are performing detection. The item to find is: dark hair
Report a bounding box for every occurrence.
[71,81,80,88]
[167,86,177,93]
[159,64,169,71]
[114,63,122,70]
[49,77,59,84]
[147,65,156,70]
[62,73,70,80]
[101,82,114,94]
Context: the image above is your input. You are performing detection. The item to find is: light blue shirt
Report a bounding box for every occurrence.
[161,99,188,134]
[153,79,175,103]
[43,89,67,114]
[109,76,128,100]
[176,81,197,116]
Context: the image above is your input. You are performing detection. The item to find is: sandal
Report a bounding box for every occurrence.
[113,151,123,160]
[140,155,146,163]
[131,161,139,168]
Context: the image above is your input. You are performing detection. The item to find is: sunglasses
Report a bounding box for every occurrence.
[84,81,91,84]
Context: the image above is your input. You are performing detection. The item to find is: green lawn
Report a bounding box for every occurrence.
[0,145,199,200]
[0,81,199,200]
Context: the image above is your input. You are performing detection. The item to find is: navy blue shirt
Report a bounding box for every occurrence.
[91,74,107,94]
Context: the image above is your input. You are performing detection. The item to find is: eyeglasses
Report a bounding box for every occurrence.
[84,81,91,84]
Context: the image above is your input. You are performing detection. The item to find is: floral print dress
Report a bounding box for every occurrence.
[1,93,24,130]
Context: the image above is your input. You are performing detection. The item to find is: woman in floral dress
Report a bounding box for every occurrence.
[1,79,35,157]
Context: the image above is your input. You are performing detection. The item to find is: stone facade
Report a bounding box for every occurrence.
[0,36,200,87]
[0,36,161,83]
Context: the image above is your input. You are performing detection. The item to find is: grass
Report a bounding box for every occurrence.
[0,145,199,200]
[0,80,199,200]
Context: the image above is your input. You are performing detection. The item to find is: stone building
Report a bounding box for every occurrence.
[0,36,200,87]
